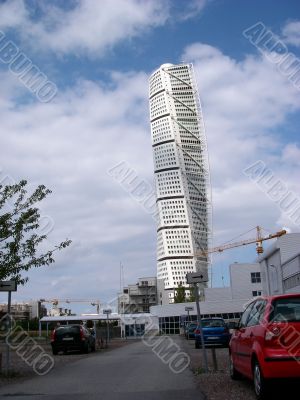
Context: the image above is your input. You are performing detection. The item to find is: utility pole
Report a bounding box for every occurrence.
[186,272,208,373]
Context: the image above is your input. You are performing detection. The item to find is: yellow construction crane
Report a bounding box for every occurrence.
[196,226,287,257]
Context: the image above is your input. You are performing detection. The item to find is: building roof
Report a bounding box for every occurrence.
[40,313,155,322]
[40,314,120,322]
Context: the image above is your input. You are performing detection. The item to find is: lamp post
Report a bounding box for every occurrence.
[91,301,100,314]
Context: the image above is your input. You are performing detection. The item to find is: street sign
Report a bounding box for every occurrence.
[186,271,208,284]
[185,306,194,312]
[0,280,17,374]
[103,309,112,314]
[0,281,17,292]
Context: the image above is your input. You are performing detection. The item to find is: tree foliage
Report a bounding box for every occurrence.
[0,180,71,285]
[174,284,186,303]
[186,286,196,302]
[174,284,197,303]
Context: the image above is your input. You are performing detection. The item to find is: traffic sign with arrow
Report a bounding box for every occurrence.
[186,272,208,284]
[0,281,17,292]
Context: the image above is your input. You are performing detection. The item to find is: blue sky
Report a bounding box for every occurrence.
[0,0,300,313]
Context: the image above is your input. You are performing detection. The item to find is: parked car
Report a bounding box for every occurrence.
[194,318,231,348]
[51,324,96,355]
[185,322,198,339]
[229,293,300,399]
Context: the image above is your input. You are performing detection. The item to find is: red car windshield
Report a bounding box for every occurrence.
[270,297,300,323]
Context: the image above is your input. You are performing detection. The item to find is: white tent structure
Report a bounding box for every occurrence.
[39,313,159,339]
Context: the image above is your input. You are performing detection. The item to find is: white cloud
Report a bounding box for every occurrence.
[0,0,169,56]
[0,0,210,57]
[282,143,300,166]
[0,69,156,302]
[282,20,300,47]
[0,0,28,30]
[178,0,209,21]
[183,42,300,239]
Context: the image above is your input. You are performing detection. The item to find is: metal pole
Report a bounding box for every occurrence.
[6,291,11,373]
[194,283,208,373]
[38,300,41,337]
[211,347,218,371]
[93,320,97,343]
[187,310,190,340]
[106,314,109,347]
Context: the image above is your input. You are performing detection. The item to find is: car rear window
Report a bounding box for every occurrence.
[270,297,300,322]
[55,326,80,336]
[186,323,196,329]
[201,319,225,328]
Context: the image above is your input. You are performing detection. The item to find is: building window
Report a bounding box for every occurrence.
[251,272,261,283]
[252,290,262,297]
[284,273,300,290]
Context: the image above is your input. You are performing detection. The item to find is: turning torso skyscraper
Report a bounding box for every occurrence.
[149,63,211,302]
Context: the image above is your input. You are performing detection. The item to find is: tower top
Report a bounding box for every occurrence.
[160,63,173,68]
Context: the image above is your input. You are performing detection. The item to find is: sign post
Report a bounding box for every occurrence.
[186,272,208,373]
[184,306,194,320]
[184,306,194,339]
[103,309,111,348]
[0,280,17,374]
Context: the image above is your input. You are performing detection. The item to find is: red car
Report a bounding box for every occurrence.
[229,293,300,399]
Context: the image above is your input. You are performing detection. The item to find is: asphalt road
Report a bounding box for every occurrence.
[0,337,204,400]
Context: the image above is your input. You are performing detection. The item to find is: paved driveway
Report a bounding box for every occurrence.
[0,337,204,400]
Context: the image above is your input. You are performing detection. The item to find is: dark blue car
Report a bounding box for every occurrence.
[194,318,230,348]
[184,322,198,339]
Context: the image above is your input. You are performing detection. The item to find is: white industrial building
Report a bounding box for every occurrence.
[258,233,300,295]
[150,262,262,334]
[149,63,212,302]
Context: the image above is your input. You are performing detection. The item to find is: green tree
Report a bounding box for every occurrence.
[0,180,71,284]
[174,284,186,303]
[186,286,196,302]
